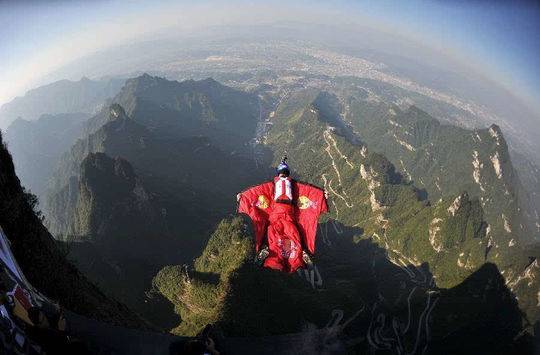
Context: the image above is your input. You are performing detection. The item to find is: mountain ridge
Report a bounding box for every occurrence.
[14,74,537,341]
[43,75,267,325]
[0,77,124,129]
[263,88,539,321]
[0,130,146,328]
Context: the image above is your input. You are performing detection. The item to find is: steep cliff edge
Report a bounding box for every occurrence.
[0,130,145,328]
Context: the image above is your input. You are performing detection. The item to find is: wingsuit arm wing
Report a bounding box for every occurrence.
[237,182,274,251]
[294,182,329,254]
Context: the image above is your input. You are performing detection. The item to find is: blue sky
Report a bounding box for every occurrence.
[0,0,539,111]
[348,0,540,108]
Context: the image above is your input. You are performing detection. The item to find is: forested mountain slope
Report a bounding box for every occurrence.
[0,131,145,328]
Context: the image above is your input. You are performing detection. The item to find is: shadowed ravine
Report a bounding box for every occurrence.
[59,218,534,354]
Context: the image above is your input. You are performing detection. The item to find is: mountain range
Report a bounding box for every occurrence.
[39,75,267,324]
[0,77,124,129]
[0,73,538,353]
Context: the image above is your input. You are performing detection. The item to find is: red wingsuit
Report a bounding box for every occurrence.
[238,176,328,273]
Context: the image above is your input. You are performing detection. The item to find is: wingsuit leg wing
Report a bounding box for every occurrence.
[264,204,305,273]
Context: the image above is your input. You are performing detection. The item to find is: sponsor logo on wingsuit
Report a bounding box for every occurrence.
[256,195,270,209]
[278,238,299,259]
[298,195,317,209]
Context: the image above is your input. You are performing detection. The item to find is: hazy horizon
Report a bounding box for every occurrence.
[1,0,540,115]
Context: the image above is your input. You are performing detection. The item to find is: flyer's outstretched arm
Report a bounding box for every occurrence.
[237,182,274,251]
[294,182,329,254]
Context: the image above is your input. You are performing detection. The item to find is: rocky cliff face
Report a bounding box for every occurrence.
[74,153,159,242]
[42,76,266,325]
[345,93,538,248]
[0,130,144,328]
[85,75,260,154]
[263,89,539,322]
[46,76,263,238]
[4,112,88,200]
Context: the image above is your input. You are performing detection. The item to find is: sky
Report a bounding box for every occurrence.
[0,0,539,112]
